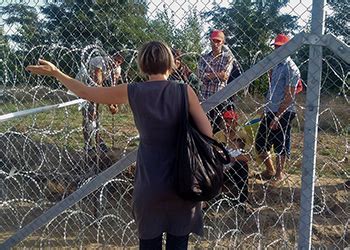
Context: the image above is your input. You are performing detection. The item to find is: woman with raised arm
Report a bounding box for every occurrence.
[26,41,212,250]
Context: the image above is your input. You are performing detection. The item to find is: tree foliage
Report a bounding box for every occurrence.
[174,10,203,54]
[40,0,149,50]
[1,0,347,94]
[2,4,46,50]
[322,0,350,94]
[173,10,203,71]
[326,0,349,44]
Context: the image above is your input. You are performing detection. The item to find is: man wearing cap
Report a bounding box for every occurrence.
[255,34,301,182]
[76,53,124,158]
[198,30,234,133]
[169,48,200,94]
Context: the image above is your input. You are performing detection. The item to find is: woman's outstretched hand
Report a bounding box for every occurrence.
[26,59,60,77]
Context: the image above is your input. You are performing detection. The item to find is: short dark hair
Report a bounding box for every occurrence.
[137,41,174,75]
[112,52,124,63]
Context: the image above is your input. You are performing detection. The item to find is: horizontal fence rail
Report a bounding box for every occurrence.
[0,99,85,123]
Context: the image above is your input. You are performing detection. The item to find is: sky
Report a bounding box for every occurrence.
[147,0,315,30]
[2,0,330,42]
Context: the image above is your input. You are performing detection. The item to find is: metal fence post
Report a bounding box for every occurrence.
[298,0,325,249]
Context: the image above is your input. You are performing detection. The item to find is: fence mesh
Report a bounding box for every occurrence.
[0,0,349,248]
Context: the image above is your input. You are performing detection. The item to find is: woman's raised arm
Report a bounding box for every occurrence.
[26,59,128,104]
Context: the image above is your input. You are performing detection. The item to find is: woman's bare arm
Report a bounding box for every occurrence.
[187,85,213,138]
[26,59,128,104]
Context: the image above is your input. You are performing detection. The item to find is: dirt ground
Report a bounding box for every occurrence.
[1,170,348,248]
[0,131,349,248]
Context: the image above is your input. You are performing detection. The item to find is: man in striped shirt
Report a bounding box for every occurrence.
[198,30,234,132]
[76,54,123,156]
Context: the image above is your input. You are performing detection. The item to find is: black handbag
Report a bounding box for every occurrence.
[176,84,231,201]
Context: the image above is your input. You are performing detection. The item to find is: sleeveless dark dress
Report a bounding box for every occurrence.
[127,81,203,240]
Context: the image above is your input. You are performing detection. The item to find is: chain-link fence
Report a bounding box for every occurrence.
[0,0,349,248]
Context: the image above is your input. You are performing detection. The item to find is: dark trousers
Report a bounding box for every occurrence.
[139,233,189,250]
[224,161,249,203]
[255,112,295,156]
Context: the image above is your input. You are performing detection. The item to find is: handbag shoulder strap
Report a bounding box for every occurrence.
[179,83,231,164]
[180,84,189,123]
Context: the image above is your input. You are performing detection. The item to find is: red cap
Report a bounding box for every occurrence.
[223,110,238,120]
[272,34,290,46]
[210,30,225,42]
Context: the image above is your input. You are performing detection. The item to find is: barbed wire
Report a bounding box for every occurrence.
[1,0,349,248]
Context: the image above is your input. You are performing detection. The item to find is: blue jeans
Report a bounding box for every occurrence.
[139,233,189,250]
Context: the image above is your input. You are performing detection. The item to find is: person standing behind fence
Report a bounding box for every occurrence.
[225,44,242,84]
[223,44,242,111]
[75,54,123,155]
[26,41,212,250]
[169,48,201,94]
[255,34,300,182]
[198,30,234,133]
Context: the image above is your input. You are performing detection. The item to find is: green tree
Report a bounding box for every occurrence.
[147,8,177,45]
[38,0,151,82]
[326,0,349,44]
[174,9,202,54]
[1,4,48,87]
[204,0,298,69]
[1,4,46,50]
[322,0,350,95]
[173,9,203,71]
[293,0,349,95]
[41,0,149,50]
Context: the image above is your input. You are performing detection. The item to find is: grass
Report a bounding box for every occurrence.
[233,93,349,179]
[1,92,348,249]
[1,91,349,179]
[1,102,138,150]
[288,132,349,179]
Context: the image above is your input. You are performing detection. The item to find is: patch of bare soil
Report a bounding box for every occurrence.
[1,133,349,248]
